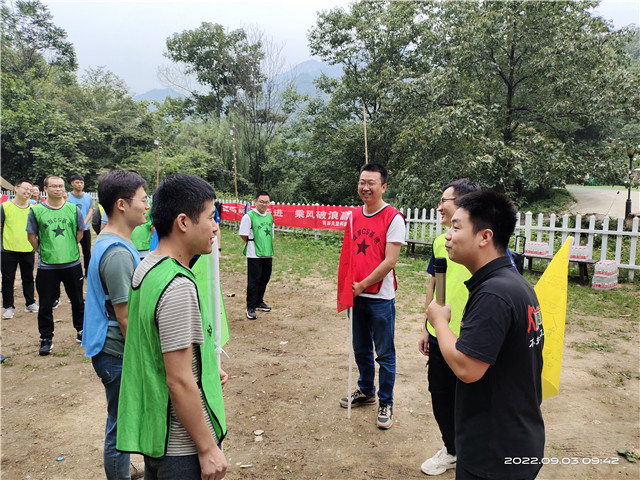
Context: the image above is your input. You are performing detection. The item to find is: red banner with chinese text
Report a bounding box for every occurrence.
[221,203,357,231]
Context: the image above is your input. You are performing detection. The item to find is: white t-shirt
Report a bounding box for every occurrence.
[238,210,274,259]
[359,205,406,301]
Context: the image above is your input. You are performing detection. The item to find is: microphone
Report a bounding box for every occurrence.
[434,257,447,306]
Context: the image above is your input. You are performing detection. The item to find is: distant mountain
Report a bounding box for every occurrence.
[275,59,343,96]
[132,60,342,105]
[133,88,183,102]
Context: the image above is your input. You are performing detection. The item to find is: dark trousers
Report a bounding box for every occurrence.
[246,257,272,308]
[79,229,92,275]
[35,264,84,339]
[428,340,457,456]
[1,250,36,308]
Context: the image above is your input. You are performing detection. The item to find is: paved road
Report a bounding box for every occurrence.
[566,187,640,217]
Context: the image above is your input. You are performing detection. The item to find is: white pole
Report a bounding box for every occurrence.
[347,307,353,419]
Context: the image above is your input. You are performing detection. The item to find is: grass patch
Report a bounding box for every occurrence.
[24,363,39,371]
[51,348,72,358]
[570,340,615,353]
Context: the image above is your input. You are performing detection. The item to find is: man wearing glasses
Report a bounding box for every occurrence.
[418,178,480,476]
[239,191,274,320]
[339,163,405,429]
[27,175,85,355]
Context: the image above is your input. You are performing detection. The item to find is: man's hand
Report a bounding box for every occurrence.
[352,281,365,297]
[219,368,228,391]
[418,331,430,356]
[426,299,451,330]
[198,444,227,480]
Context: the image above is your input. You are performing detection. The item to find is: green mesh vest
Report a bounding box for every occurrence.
[243,209,274,257]
[31,202,80,264]
[117,256,227,457]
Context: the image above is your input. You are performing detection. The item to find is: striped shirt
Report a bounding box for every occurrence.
[133,253,218,456]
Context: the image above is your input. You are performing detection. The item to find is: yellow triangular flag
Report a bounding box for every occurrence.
[535,237,571,400]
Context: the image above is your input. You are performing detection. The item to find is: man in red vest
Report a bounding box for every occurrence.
[339,163,405,429]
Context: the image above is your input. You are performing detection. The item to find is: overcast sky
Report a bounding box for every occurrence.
[41,0,640,95]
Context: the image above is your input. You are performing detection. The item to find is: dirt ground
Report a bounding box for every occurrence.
[1,263,639,480]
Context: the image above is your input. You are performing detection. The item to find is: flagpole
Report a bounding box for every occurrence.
[363,105,369,164]
[347,307,353,419]
[211,237,222,367]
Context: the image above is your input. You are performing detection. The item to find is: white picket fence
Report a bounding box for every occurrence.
[403,207,639,281]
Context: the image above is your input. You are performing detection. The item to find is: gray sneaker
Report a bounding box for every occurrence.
[339,389,377,408]
[25,303,39,313]
[3,307,15,319]
[246,308,257,320]
[39,338,53,356]
[377,403,393,429]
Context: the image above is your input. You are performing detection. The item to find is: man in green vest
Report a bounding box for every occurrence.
[1,179,39,319]
[239,191,274,320]
[418,178,480,476]
[27,175,85,355]
[117,174,228,480]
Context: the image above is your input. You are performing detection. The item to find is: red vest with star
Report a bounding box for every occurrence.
[352,204,403,294]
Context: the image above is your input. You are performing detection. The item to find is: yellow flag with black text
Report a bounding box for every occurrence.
[535,237,571,400]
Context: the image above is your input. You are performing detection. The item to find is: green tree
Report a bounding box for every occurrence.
[164,22,264,118]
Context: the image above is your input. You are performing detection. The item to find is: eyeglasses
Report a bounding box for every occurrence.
[358,180,381,187]
[437,197,456,206]
[256,200,270,205]
[126,196,149,203]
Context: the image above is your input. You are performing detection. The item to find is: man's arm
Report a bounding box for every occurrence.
[112,302,128,338]
[418,276,436,356]
[426,299,489,383]
[163,347,227,479]
[28,233,39,251]
[352,241,402,297]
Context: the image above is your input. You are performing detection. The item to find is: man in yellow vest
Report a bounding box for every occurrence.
[27,175,85,355]
[418,178,480,476]
[1,179,39,319]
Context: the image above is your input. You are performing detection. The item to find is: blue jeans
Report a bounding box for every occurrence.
[92,351,131,480]
[352,296,396,405]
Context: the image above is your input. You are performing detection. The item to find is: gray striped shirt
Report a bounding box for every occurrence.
[133,253,218,456]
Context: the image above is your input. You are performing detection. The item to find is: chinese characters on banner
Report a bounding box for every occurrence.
[221,203,356,231]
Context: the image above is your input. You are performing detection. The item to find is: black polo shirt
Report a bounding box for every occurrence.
[455,256,545,479]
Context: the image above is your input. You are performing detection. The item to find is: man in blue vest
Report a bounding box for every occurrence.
[67,174,95,276]
[82,170,149,480]
[239,191,274,320]
[339,164,405,429]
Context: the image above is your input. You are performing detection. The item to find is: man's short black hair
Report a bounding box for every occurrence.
[98,170,147,217]
[444,178,480,197]
[70,174,84,182]
[152,174,216,239]
[43,175,62,187]
[360,163,388,184]
[255,190,270,199]
[15,179,33,188]
[454,191,517,254]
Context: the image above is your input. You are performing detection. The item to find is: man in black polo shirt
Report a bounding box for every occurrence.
[426,191,544,480]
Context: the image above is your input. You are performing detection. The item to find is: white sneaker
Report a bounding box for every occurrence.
[3,307,15,319]
[52,299,61,309]
[25,303,39,313]
[421,445,456,475]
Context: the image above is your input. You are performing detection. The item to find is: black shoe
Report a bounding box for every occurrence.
[39,339,53,356]
[76,330,83,343]
[52,299,61,309]
[377,403,393,429]
[339,389,377,408]
[246,308,257,320]
[256,302,271,312]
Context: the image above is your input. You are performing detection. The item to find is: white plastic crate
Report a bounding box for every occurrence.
[569,245,589,260]
[524,241,549,256]
[591,273,618,290]
[594,260,618,276]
